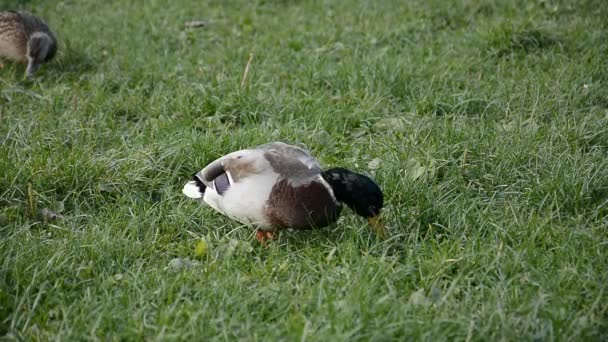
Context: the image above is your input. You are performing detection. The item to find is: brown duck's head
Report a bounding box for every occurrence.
[26,32,57,77]
[322,167,387,239]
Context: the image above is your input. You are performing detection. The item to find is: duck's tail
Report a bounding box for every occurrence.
[182,173,206,199]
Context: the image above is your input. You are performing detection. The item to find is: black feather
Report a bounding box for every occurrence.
[322,167,383,218]
[191,173,206,195]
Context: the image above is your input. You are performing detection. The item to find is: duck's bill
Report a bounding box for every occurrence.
[26,61,40,77]
[368,215,388,239]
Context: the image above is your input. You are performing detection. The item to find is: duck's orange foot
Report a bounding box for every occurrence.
[255,229,275,247]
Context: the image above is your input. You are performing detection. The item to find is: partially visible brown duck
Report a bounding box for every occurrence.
[182,142,387,245]
[0,11,57,77]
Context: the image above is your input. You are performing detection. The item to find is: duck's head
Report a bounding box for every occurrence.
[322,167,387,239]
[26,32,57,77]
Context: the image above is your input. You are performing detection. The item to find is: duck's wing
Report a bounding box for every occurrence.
[183,142,321,199]
[198,157,228,186]
[182,154,235,199]
[256,142,322,184]
[201,142,322,184]
[183,146,270,199]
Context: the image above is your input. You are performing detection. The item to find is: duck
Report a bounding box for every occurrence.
[182,142,387,244]
[0,10,57,77]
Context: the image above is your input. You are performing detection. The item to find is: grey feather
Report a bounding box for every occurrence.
[258,142,322,182]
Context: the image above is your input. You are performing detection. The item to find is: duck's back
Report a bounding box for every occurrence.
[0,11,28,61]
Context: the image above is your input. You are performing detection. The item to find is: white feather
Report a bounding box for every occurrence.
[203,170,279,230]
[316,175,338,203]
[182,181,203,199]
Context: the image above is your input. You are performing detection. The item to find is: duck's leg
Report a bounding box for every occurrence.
[255,229,275,247]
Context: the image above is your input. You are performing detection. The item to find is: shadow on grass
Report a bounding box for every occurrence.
[51,45,98,76]
[485,26,561,58]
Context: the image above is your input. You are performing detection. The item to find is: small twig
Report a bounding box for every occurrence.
[72,93,78,112]
[240,53,254,88]
[184,20,207,28]
[462,146,468,168]
[27,183,35,218]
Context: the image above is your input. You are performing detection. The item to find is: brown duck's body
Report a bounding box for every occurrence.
[0,11,57,76]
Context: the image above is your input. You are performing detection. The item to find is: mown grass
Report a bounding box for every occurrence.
[1,0,607,340]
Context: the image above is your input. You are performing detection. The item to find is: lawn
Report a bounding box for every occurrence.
[1,0,607,340]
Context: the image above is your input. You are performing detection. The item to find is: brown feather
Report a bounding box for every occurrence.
[264,179,341,230]
[0,12,28,61]
[223,157,260,182]
[0,11,56,63]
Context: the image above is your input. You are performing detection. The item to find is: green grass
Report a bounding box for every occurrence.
[1,0,607,340]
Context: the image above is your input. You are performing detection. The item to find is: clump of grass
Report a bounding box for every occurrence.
[484,24,561,57]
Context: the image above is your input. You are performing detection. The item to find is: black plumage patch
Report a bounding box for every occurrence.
[191,173,206,194]
[213,172,230,195]
[321,167,383,218]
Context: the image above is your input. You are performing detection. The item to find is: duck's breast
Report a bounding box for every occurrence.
[264,176,341,230]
